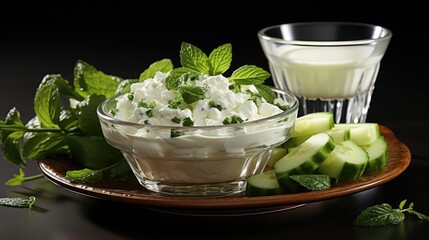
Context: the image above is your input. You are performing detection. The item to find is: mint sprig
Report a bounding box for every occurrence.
[165,42,273,108]
[353,199,429,227]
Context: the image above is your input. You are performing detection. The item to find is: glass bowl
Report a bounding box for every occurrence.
[97,88,299,197]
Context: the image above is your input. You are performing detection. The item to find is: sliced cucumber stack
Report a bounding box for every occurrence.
[332,123,380,146]
[362,136,388,173]
[244,111,389,197]
[246,170,283,196]
[285,112,334,148]
[291,112,334,138]
[317,140,369,182]
[274,132,335,192]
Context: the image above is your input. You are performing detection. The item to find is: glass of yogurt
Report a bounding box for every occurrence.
[258,22,392,123]
[97,72,299,197]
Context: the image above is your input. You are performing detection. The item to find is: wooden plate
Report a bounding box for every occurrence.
[38,125,411,210]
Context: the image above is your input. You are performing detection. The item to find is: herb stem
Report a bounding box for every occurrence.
[23,174,45,181]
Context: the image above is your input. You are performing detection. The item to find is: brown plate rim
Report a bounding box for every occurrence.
[38,125,411,210]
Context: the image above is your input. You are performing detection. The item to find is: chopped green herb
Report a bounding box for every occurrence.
[171,130,184,137]
[171,116,181,124]
[127,93,134,101]
[183,117,194,126]
[209,101,222,111]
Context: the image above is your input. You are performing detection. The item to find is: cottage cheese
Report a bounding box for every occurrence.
[100,71,297,184]
[112,71,286,126]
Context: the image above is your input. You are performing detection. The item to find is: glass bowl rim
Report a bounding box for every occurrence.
[257,21,393,46]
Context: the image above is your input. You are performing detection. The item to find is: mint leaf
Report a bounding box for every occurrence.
[34,83,61,128]
[208,43,232,75]
[408,209,429,220]
[139,58,174,81]
[354,203,405,227]
[1,108,25,165]
[289,174,331,191]
[109,160,131,181]
[65,168,103,184]
[4,168,25,186]
[40,74,84,101]
[22,132,68,159]
[229,65,270,85]
[58,109,79,131]
[66,135,123,169]
[254,84,276,104]
[165,67,200,90]
[178,85,205,104]
[74,60,122,98]
[180,42,210,74]
[76,94,106,136]
[4,169,44,186]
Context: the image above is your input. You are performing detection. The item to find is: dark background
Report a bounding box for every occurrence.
[1,2,429,240]
[0,1,426,155]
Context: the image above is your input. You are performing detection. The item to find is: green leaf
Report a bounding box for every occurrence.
[76,94,106,136]
[229,65,270,85]
[66,135,123,170]
[353,203,405,227]
[165,67,200,90]
[139,58,173,81]
[34,83,61,128]
[1,134,25,166]
[39,74,84,101]
[65,168,103,184]
[408,209,429,220]
[4,108,25,128]
[4,168,25,186]
[180,42,210,73]
[399,199,407,210]
[22,132,68,159]
[254,84,276,104]
[73,60,122,98]
[208,43,232,75]
[178,85,205,104]
[109,160,131,181]
[0,196,36,208]
[58,108,79,131]
[289,174,331,191]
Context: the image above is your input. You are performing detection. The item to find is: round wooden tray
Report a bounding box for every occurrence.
[39,125,411,211]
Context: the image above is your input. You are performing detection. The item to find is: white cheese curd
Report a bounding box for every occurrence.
[102,70,296,183]
[113,72,285,126]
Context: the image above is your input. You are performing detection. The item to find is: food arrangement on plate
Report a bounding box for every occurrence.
[0,42,409,203]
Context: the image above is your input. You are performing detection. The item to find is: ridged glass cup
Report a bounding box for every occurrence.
[97,88,298,197]
[258,22,392,123]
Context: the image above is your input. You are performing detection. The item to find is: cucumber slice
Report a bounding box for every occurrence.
[325,128,350,143]
[246,170,283,196]
[332,123,380,146]
[267,147,287,168]
[363,136,388,173]
[283,133,312,148]
[292,112,334,138]
[317,140,369,182]
[274,132,335,192]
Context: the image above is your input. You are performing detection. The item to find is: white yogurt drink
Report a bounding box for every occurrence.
[258,22,392,123]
